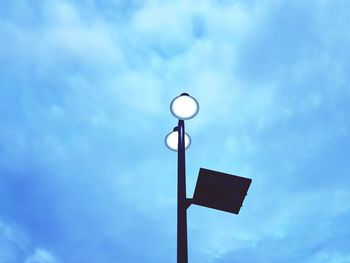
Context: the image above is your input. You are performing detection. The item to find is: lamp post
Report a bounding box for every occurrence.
[165,93,199,263]
[165,93,252,263]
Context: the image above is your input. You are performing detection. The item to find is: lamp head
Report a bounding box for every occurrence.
[164,128,191,151]
[170,93,199,120]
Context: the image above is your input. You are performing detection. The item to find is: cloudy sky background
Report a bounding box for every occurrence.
[1,0,350,262]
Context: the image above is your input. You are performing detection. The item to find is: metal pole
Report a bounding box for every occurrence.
[177,120,188,263]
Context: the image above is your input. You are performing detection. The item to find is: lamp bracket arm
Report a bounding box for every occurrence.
[186,198,193,209]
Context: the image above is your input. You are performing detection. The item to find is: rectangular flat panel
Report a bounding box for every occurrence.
[192,168,252,214]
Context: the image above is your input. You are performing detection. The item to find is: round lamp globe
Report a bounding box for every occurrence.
[170,93,199,120]
[165,131,191,151]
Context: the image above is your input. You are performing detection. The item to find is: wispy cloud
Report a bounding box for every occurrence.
[1,0,350,262]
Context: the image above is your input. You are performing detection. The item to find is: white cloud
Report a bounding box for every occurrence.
[1,0,350,262]
[25,249,57,263]
[0,221,25,262]
[311,252,350,263]
[0,220,57,263]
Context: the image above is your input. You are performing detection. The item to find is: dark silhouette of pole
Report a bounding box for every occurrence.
[177,119,188,263]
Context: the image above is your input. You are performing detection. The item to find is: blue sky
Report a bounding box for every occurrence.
[1,0,350,262]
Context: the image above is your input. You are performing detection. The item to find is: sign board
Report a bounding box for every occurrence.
[192,168,252,214]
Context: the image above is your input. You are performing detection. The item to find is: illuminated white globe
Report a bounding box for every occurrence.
[164,131,191,151]
[170,93,199,120]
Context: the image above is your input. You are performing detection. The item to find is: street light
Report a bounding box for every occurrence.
[167,93,197,263]
[170,93,199,120]
[165,93,252,263]
[165,127,191,151]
